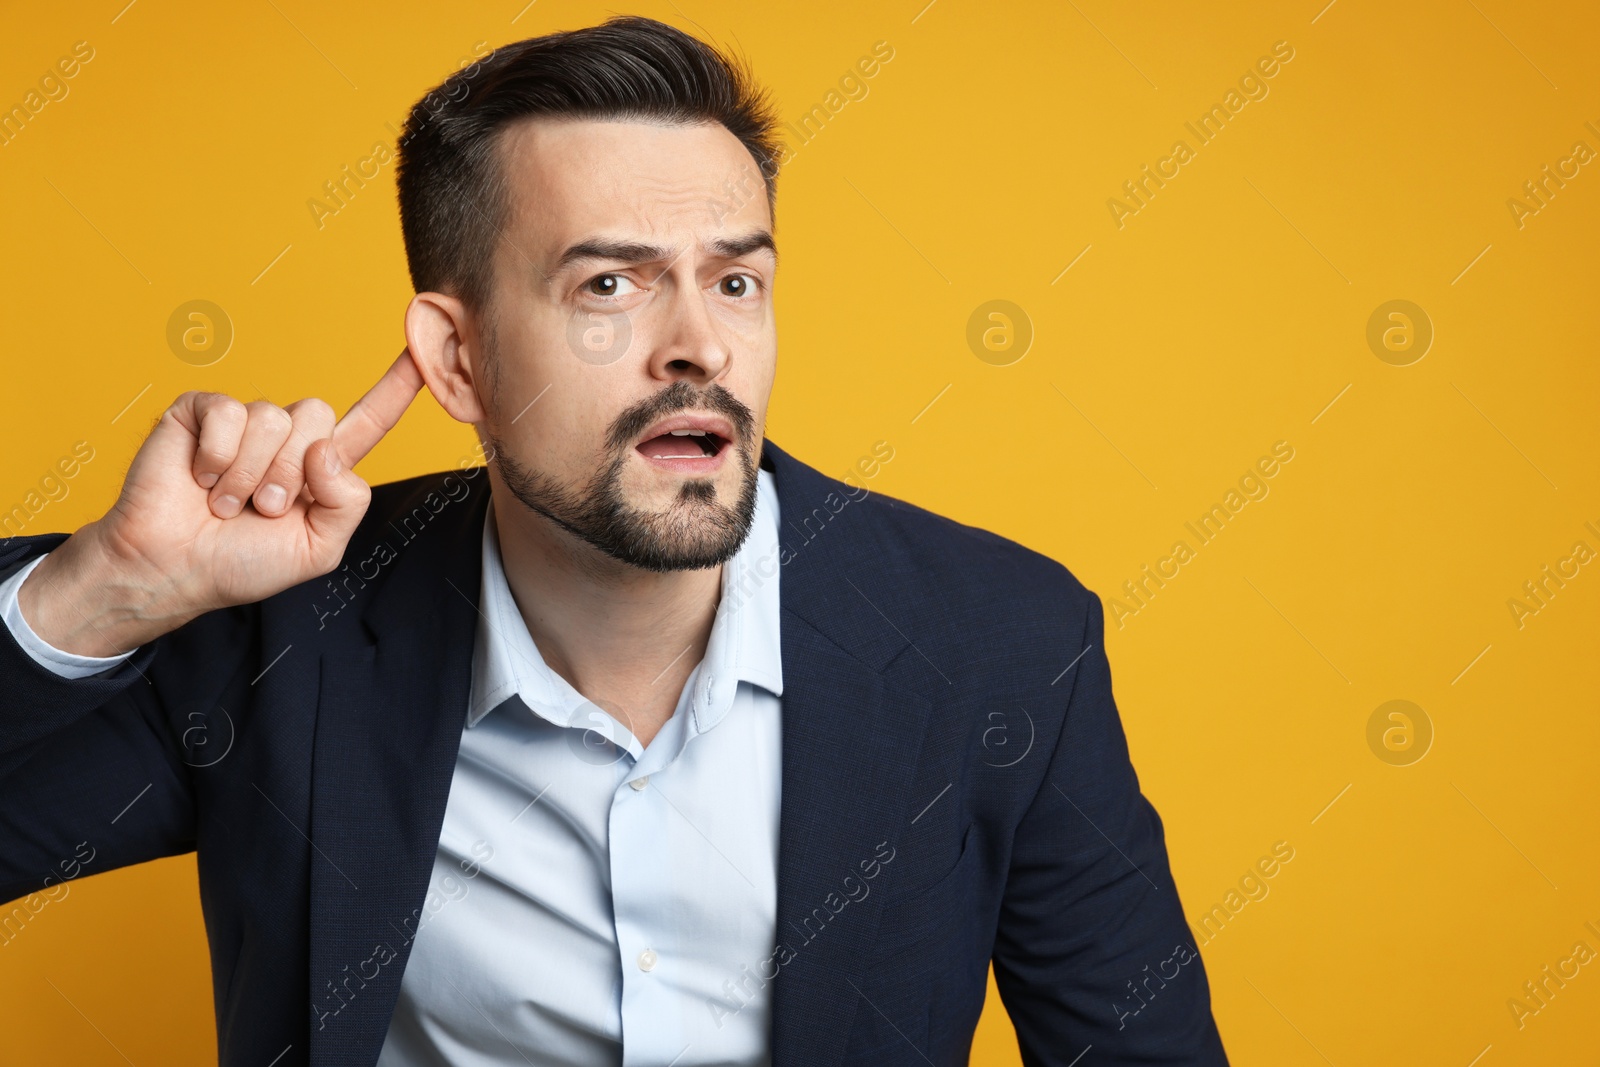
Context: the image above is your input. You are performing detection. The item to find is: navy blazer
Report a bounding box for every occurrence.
[0,439,1228,1066]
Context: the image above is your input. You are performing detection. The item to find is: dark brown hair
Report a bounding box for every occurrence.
[395,15,783,314]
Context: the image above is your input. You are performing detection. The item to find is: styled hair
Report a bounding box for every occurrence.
[395,15,783,313]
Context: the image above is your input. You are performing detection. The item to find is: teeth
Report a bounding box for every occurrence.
[668,429,708,436]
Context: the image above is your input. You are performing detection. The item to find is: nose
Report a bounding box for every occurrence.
[647,284,732,385]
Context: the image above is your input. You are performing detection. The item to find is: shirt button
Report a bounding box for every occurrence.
[637,948,658,972]
[630,775,650,791]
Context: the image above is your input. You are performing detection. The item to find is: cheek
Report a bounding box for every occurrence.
[485,325,615,469]
[712,310,777,389]
[520,387,619,473]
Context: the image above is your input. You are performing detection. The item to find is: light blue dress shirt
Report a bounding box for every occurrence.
[0,467,786,1067]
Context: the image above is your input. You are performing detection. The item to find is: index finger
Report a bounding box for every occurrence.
[331,346,426,466]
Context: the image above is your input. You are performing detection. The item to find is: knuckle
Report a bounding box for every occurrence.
[245,400,293,433]
[208,396,248,427]
[196,434,239,464]
[289,397,335,422]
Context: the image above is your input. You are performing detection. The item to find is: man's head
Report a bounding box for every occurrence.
[396,16,784,572]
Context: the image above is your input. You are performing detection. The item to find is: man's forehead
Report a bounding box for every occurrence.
[496,116,772,257]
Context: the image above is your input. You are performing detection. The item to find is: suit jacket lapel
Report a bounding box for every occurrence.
[301,442,928,1067]
[307,470,490,1065]
[769,622,932,1066]
[761,441,937,1067]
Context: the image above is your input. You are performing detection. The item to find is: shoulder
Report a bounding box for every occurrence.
[855,482,1096,618]
[364,464,490,519]
[873,482,1081,580]
[770,444,1100,661]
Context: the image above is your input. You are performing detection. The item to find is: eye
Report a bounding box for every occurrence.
[584,273,639,299]
[719,273,761,298]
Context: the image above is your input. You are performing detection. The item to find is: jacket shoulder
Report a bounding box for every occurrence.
[832,477,1097,621]
[364,464,488,516]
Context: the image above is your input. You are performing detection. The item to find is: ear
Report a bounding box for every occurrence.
[405,291,488,424]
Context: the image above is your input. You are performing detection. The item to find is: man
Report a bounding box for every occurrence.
[0,15,1227,1067]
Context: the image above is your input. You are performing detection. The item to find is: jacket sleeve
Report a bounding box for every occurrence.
[991,590,1229,1065]
[0,533,198,909]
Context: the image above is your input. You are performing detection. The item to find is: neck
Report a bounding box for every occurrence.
[486,475,723,726]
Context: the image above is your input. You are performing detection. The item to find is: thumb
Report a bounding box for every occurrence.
[302,438,371,558]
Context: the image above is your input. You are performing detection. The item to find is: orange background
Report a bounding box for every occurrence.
[3,1,1598,1063]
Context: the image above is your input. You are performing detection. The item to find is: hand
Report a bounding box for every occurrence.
[18,348,426,657]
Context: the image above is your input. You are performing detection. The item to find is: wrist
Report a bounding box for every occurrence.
[17,521,198,657]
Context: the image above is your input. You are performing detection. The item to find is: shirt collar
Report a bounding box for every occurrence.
[466,466,783,736]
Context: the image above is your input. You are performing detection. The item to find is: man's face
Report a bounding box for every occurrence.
[477,118,777,572]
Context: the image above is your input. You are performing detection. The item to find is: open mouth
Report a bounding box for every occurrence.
[635,428,729,465]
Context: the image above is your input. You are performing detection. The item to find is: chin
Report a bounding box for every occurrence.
[493,433,759,573]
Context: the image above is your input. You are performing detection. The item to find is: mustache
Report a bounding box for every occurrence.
[604,381,755,452]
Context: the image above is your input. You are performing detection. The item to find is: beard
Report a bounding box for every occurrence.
[485,380,760,573]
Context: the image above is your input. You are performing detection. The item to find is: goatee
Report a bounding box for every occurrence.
[487,382,759,572]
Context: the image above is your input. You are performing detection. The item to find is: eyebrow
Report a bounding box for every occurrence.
[549,230,777,277]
